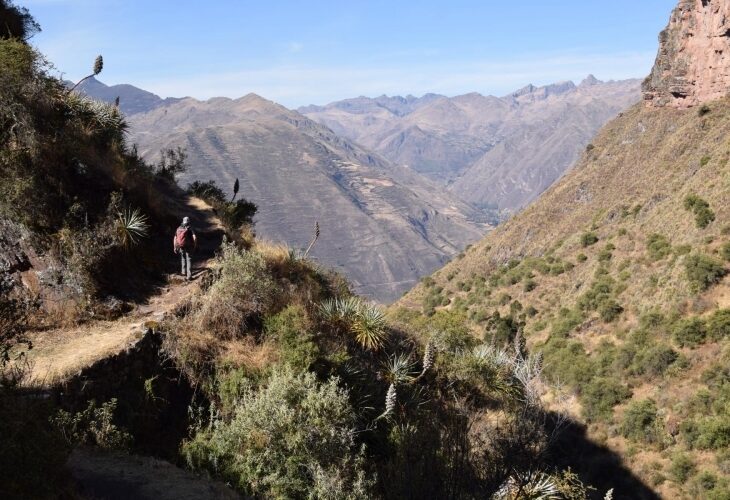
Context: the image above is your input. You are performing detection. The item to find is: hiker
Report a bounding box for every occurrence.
[173,216,197,280]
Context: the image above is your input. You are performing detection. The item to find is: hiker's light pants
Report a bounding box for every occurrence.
[180,249,192,279]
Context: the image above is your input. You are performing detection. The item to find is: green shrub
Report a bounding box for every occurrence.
[197,243,279,338]
[581,232,599,247]
[684,254,726,292]
[707,309,730,341]
[183,368,372,498]
[722,242,730,262]
[621,399,660,444]
[581,377,631,422]
[700,155,712,167]
[576,253,588,263]
[598,299,624,322]
[669,453,696,482]
[523,279,537,292]
[540,339,593,388]
[628,343,678,378]
[598,246,613,262]
[672,317,707,347]
[684,194,716,229]
[264,305,320,371]
[51,399,131,450]
[187,180,226,204]
[550,308,585,338]
[694,416,730,450]
[646,234,672,261]
[698,104,711,116]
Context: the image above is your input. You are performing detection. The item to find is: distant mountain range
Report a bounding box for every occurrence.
[300,76,641,211]
[74,76,640,301]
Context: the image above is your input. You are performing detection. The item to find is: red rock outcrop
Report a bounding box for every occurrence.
[643,0,730,107]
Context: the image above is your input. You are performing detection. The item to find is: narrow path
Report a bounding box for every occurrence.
[20,195,224,386]
[68,448,240,500]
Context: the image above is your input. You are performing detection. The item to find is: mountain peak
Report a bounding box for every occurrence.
[580,74,601,86]
[643,0,730,107]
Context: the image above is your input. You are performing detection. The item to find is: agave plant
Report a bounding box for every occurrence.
[383,353,416,385]
[352,303,388,351]
[66,93,128,137]
[115,208,150,248]
[495,472,560,500]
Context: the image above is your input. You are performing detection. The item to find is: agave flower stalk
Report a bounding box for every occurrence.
[70,55,104,92]
[415,341,434,380]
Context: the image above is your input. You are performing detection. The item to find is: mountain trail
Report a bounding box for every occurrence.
[19,195,224,387]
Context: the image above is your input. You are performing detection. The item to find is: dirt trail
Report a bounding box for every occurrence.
[68,448,240,499]
[21,195,224,386]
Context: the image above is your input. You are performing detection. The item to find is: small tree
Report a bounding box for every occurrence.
[154,147,187,182]
[0,0,41,40]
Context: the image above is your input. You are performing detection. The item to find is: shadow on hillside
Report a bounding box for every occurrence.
[546,416,660,500]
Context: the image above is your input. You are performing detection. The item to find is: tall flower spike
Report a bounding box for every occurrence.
[416,341,434,380]
[93,55,104,75]
[384,383,397,416]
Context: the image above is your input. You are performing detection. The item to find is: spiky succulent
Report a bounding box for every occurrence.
[115,208,149,248]
[352,303,388,350]
[384,353,416,384]
[495,472,560,500]
[66,93,128,137]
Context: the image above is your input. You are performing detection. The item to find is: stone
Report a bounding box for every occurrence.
[643,0,730,107]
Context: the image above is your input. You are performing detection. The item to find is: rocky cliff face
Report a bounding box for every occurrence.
[643,0,730,107]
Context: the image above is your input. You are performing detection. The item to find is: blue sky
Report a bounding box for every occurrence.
[24,0,677,107]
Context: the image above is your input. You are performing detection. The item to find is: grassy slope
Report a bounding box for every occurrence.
[395,100,730,498]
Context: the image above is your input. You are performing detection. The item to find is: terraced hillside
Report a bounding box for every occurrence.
[395,97,730,498]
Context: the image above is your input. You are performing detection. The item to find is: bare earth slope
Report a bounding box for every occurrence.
[128,94,488,302]
[301,77,642,212]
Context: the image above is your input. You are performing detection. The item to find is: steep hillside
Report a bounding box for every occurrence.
[301,78,641,211]
[127,94,488,302]
[396,77,730,500]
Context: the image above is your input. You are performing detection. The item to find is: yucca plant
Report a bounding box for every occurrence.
[352,303,388,351]
[115,208,149,248]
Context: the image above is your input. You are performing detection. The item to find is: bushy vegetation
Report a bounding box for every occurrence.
[187,179,257,235]
[684,253,726,292]
[646,233,672,261]
[683,194,716,229]
[580,232,599,247]
[183,368,372,499]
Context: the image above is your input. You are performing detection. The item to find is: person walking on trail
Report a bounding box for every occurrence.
[174,216,197,280]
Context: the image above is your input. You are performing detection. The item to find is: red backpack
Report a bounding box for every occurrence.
[175,226,191,249]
